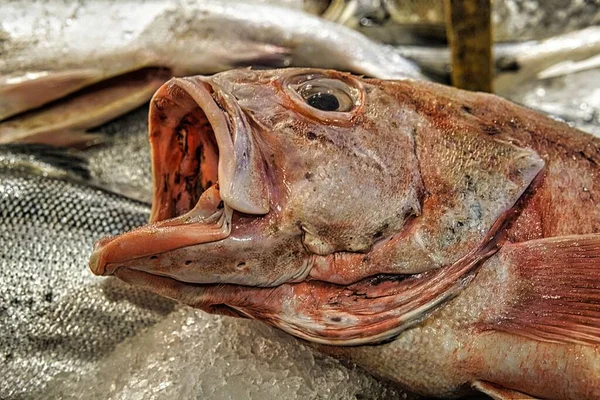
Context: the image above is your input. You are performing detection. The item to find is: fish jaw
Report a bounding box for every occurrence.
[149,77,271,219]
[89,75,310,287]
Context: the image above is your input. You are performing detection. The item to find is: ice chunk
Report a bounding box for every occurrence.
[44,303,413,400]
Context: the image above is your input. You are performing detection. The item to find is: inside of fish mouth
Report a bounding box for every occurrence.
[149,83,222,223]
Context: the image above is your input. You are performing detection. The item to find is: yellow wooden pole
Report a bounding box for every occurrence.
[443,0,493,92]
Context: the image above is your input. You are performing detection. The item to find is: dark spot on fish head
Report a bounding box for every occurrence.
[331,316,342,322]
[462,105,473,114]
[150,255,159,260]
[482,125,501,136]
[305,171,314,181]
[44,292,53,303]
[306,131,317,141]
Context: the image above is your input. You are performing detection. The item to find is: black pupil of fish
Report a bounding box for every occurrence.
[306,92,340,111]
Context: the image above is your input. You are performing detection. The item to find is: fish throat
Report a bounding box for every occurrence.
[149,82,221,223]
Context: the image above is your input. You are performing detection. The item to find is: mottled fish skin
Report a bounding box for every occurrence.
[90,68,600,399]
[0,148,177,399]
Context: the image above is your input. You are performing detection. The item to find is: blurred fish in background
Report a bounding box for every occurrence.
[310,0,600,44]
[0,0,424,148]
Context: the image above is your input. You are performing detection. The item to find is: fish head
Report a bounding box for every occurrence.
[90,68,541,345]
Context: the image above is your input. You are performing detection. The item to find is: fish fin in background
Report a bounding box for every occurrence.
[229,43,292,69]
[0,69,103,121]
[0,68,170,148]
[16,130,108,149]
[0,143,151,204]
[472,380,539,400]
[0,143,94,180]
[480,234,600,346]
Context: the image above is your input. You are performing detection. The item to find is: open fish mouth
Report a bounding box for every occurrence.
[148,76,270,222]
[89,77,271,277]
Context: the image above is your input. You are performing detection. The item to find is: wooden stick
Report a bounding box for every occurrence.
[443,0,493,92]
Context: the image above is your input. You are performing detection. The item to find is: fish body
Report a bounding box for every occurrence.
[0,0,422,147]
[317,0,600,44]
[90,68,600,399]
[0,145,180,398]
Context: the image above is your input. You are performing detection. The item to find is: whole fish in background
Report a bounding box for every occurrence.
[0,144,412,400]
[91,68,600,399]
[315,0,600,44]
[0,0,423,147]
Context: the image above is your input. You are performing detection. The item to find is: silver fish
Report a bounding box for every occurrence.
[0,145,178,398]
[85,106,154,204]
[0,0,423,147]
[317,0,600,44]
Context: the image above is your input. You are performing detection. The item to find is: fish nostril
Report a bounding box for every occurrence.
[184,260,193,266]
[236,261,246,270]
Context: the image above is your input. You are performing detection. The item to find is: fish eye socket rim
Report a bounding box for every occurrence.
[281,71,365,126]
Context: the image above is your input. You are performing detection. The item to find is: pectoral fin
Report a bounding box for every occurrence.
[0,143,151,203]
[472,380,539,400]
[481,234,600,345]
[0,69,104,121]
[0,68,171,147]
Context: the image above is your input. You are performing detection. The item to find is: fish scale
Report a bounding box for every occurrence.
[0,169,178,399]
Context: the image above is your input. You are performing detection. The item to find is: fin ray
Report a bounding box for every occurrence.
[483,234,600,345]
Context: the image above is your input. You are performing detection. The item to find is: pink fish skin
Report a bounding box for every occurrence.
[90,68,600,399]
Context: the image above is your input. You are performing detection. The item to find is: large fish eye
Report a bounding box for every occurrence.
[284,72,364,124]
[288,75,360,113]
[295,79,355,112]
